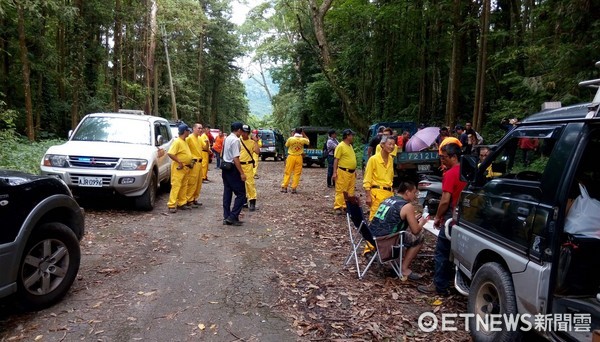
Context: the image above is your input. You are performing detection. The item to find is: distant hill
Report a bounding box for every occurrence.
[243,73,279,119]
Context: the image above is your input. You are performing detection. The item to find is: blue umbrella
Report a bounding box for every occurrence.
[405,127,440,152]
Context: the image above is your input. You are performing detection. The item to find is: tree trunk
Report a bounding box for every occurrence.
[307,0,366,131]
[145,0,158,114]
[113,0,122,111]
[473,0,490,131]
[15,1,34,141]
[445,0,465,126]
[162,26,177,120]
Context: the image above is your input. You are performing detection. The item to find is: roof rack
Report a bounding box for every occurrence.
[578,61,600,104]
[118,109,146,115]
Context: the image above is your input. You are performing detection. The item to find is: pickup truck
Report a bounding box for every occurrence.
[449,63,600,341]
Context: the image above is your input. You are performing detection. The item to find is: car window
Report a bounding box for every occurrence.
[461,127,561,250]
[157,122,171,143]
[72,117,151,145]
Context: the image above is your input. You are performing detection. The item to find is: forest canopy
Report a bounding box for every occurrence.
[1,0,599,143]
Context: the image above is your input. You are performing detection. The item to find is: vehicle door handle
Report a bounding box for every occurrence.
[517,207,530,216]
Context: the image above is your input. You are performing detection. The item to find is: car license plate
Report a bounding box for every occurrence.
[311,156,318,160]
[417,164,431,171]
[418,191,427,198]
[260,148,268,153]
[78,176,103,187]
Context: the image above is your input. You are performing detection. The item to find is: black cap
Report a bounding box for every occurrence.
[455,125,465,131]
[231,122,243,131]
[342,128,355,138]
[242,124,251,133]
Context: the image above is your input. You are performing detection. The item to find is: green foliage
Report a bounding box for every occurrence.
[0,129,64,174]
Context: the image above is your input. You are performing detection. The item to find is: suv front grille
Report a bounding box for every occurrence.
[69,156,119,168]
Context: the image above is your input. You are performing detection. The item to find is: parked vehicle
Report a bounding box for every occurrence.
[0,170,85,309]
[298,126,330,167]
[258,129,285,161]
[417,174,442,215]
[41,110,173,211]
[451,64,600,341]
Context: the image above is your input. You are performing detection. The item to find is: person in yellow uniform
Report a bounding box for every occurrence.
[200,126,211,182]
[375,127,398,157]
[240,125,261,211]
[251,129,262,179]
[167,124,193,213]
[185,123,204,208]
[364,136,396,221]
[332,129,357,215]
[281,127,310,193]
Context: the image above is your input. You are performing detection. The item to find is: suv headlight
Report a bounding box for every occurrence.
[43,154,69,167]
[119,159,148,170]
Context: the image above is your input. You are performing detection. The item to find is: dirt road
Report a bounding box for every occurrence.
[0,160,469,341]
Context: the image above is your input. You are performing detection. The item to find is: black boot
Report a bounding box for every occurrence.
[249,199,257,211]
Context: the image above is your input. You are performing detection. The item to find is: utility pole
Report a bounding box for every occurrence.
[161,25,177,121]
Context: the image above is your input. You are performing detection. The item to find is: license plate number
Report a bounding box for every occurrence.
[78,177,103,187]
[418,191,427,198]
[417,164,431,171]
[311,156,318,160]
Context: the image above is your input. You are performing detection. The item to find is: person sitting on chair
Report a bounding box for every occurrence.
[369,181,429,281]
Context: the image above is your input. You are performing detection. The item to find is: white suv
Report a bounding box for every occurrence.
[40,111,173,210]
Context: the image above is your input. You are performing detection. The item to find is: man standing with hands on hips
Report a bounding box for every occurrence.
[240,125,261,211]
[167,124,193,213]
[221,122,247,226]
[332,129,357,215]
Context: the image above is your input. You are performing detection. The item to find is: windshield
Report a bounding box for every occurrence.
[260,132,274,141]
[72,117,151,145]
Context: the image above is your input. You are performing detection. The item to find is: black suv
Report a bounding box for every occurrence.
[0,170,84,309]
[451,64,600,341]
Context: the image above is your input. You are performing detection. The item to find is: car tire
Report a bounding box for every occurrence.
[135,173,157,211]
[468,262,521,342]
[17,222,81,310]
[261,155,266,161]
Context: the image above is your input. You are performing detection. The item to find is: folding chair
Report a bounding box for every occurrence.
[343,193,405,279]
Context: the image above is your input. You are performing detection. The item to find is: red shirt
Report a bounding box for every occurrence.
[442,164,467,209]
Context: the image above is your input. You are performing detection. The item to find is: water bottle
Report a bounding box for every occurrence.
[422,205,429,219]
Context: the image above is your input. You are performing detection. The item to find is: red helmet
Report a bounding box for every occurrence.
[252,129,259,134]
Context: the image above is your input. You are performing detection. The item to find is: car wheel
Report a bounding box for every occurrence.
[261,155,266,161]
[135,173,157,211]
[17,223,81,310]
[468,262,521,342]
[319,162,325,168]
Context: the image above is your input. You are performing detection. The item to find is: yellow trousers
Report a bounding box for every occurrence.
[201,151,209,180]
[368,188,394,221]
[281,154,303,189]
[253,153,259,177]
[168,163,190,208]
[334,169,356,209]
[242,164,257,200]
[186,161,203,203]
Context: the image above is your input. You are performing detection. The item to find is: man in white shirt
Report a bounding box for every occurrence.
[221,122,247,226]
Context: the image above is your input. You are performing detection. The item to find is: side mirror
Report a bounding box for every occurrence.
[460,155,478,182]
[68,129,73,138]
[156,135,165,146]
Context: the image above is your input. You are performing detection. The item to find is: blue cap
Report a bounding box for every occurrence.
[178,124,190,135]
